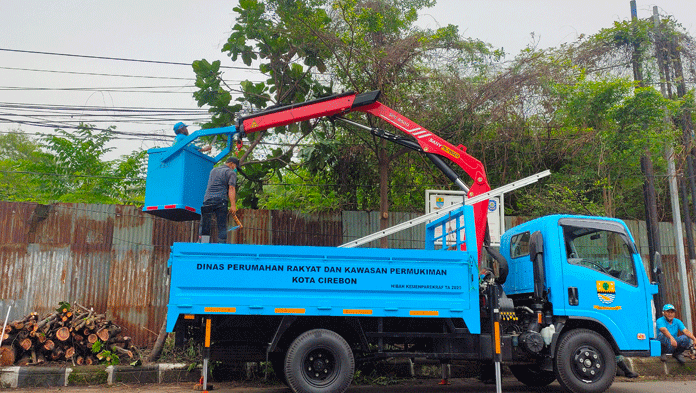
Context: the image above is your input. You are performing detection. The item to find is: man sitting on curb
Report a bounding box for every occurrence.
[656,304,695,364]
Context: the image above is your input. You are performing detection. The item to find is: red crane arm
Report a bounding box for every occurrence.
[354,101,491,254]
[236,90,491,254]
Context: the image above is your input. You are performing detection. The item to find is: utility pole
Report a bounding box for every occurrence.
[630,1,645,86]
[642,156,662,309]
[642,4,664,309]
[653,6,692,329]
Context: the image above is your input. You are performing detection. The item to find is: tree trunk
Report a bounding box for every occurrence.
[111,345,133,359]
[43,339,55,352]
[97,327,110,342]
[146,320,168,362]
[0,345,16,366]
[55,327,70,341]
[16,354,31,366]
[51,347,64,361]
[20,338,33,351]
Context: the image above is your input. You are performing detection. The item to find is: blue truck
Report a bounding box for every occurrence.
[146,91,660,393]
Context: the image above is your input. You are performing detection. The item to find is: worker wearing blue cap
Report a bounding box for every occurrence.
[656,304,695,364]
[173,122,211,152]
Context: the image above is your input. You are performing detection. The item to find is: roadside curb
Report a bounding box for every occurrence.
[0,363,199,388]
[1,357,693,388]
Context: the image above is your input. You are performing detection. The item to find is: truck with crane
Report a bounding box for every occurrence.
[144,90,661,393]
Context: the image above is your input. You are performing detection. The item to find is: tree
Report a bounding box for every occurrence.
[0,125,147,205]
[0,130,45,201]
[195,0,501,236]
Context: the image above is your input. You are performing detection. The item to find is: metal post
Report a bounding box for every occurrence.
[667,147,692,329]
[203,317,212,392]
[489,284,502,393]
[0,305,11,348]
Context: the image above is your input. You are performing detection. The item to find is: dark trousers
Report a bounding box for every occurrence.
[657,333,691,355]
[200,198,228,243]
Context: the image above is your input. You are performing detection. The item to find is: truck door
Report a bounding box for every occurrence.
[558,218,651,351]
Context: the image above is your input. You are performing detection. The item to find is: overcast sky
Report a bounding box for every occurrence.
[2,0,695,160]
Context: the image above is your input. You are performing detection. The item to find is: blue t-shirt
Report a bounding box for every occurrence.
[656,316,686,337]
[174,133,202,150]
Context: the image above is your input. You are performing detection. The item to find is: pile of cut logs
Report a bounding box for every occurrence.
[0,303,135,366]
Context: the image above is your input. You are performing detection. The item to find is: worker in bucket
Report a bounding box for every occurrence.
[173,122,211,152]
[199,156,240,243]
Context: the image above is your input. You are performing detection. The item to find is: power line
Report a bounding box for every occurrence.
[0,85,199,93]
[0,66,195,80]
[0,101,211,113]
[0,48,259,71]
[0,65,268,84]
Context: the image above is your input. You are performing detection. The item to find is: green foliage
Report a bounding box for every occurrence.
[194,0,504,214]
[0,125,146,205]
[555,78,633,129]
[56,301,71,313]
[352,367,405,386]
[92,340,120,366]
[157,334,201,365]
[67,369,108,386]
[0,130,46,201]
[594,19,653,51]
[260,167,342,212]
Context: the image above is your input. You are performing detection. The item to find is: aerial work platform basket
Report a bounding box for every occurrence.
[143,145,216,221]
[142,126,238,222]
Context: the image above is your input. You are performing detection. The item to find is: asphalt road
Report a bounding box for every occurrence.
[7,377,696,393]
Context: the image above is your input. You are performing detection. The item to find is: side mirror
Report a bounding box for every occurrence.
[652,252,662,276]
[529,231,545,302]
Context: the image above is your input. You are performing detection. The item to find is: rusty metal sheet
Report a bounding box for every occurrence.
[341,211,424,249]
[272,210,342,246]
[0,202,187,347]
[230,209,271,245]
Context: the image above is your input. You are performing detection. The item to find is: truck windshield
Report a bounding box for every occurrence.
[563,226,637,286]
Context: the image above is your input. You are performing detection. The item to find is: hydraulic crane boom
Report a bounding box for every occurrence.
[237,90,491,253]
[145,89,490,253]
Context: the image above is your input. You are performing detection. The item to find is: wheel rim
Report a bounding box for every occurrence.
[302,347,337,386]
[571,345,605,383]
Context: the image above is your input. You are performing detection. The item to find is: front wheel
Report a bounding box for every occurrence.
[285,329,354,393]
[554,329,615,393]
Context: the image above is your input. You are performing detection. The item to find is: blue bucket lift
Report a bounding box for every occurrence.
[143,126,238,221]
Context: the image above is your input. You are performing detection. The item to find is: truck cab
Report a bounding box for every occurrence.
[499,215,659,390]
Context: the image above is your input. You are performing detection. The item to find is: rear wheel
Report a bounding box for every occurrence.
[509,364,556,387]
[285,329,354,393]
[554,329,615,393]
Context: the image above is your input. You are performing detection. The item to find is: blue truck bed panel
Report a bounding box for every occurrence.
[167,243,481,333]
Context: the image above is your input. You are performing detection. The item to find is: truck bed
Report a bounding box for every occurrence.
[166,243,481,334]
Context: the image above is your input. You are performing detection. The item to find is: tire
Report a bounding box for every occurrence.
[269,352,287,385]
[284,329,354,393]
[509,364,556,387]
[554,329,616,393]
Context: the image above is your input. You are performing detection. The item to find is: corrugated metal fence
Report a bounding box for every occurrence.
[0,201,691,347]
